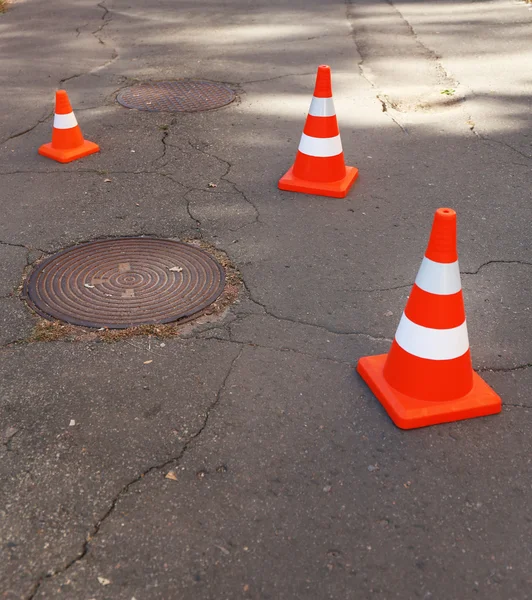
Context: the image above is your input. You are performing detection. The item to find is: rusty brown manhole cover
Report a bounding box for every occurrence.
[24,238,225,329]
[117,81,236,112]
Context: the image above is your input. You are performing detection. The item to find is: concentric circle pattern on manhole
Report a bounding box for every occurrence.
[117,81,236,112]
[25,238,226,329]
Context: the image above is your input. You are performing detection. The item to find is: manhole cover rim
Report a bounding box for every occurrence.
[116,79,237,113]
[24,238,226,329]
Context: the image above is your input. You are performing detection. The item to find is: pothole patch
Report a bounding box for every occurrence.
[117,80,236,112]
[24,238,227,329]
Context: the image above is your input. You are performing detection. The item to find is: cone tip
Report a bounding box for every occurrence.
[425,207,458,263]
[54,89,73,115]
[436,207,456,219]
[313,65,332,98]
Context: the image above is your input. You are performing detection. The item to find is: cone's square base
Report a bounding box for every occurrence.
[357,354,502,429]
[38,140,100,164]
[278,165,358,199]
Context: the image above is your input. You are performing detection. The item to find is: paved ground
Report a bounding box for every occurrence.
[1,0,531,598]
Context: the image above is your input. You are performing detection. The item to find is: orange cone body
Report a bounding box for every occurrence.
[357,208,502,429]
[39,90,100,163]
[278,65,358,198]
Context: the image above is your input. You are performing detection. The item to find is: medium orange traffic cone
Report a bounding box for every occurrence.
[39,90,100,163]
[278,65,358,198]
[357,208,502,429]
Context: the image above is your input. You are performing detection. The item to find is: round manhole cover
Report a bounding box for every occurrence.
[117,80,236,112]
[25,238,226,329]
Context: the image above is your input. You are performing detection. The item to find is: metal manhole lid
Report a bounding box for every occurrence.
[24,238,225,329]
[117,80,236,112]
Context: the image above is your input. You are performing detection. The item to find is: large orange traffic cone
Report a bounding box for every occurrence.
[39,90,100,163]
[278,65,358,198]
[357,208,502,429]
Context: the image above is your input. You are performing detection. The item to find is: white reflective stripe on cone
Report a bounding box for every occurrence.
[308,97,336,117]
[298,133,342,157]
[394,313,469,361]
[54,112,78,129]
[415,257,462,295]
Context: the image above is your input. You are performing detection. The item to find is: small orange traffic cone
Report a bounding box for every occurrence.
[357,208,502,429]
[278,65,358,198]
[39,90,100,163]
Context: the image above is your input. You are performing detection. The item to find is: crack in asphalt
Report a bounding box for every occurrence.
[349,282,412,293]
[382,0,457,87]
[0,112,54,146]
[0,239,48,255]
[186,316,532,376]
[97,0,109,19]
[0,168,202,243]
[208,320,532,374]
[239,280,392,341]
[348,0,532,158]
[2,0,117,146]
[183,329,355,367]
[151,128,170,166]
[75,23,89,38]
[0,159,250,201]
[239,71,315,85]
[92,0,112,44]
[2,427,20,451]
[376,95,409,133]
[186,140,261,231]
[471,128,532,161]
[204,333,356,367]
[0,169,171,176]
[344,260,532,293]
[59,72,86,85]
[62,1,118,83]
[25,346,244,600]
[479,363,532,373]
[462,259,532,275]
[2,427,21,452]
[344,0,408,133]
[224,179,261,233]
[0,334,33,352]
[183,188,203,234]
[0,240,31,251]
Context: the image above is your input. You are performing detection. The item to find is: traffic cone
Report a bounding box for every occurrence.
[278,65,358,198]
[357,208,502,429]
[38,90,100,163]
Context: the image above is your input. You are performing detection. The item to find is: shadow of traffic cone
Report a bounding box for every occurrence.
[39,90,100,163]
[357,208,502,429]
[278,65,358,198]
